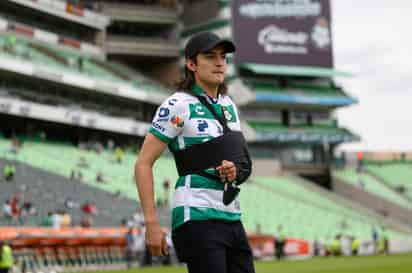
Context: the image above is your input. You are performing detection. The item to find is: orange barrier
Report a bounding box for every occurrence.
[0,227,310,257]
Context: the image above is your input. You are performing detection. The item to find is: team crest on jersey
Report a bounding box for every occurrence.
[222,106,232,121]
[170,115,184,128]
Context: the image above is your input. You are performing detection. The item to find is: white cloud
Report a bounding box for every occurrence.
[332,0,412,151]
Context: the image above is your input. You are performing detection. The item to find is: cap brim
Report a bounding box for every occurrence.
[201,39,236,54]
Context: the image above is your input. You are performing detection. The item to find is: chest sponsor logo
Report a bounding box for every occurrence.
[197,120,209,132]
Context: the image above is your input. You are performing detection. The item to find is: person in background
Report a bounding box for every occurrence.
[351,236,360,256]
[274,225,286,260]
[115,147,124,163]
[125,227,136,269]
[2,201,12,225]
[3,165,16,182]
[40,212,53,227]
[0,241,13,273]
[330,235,342,256]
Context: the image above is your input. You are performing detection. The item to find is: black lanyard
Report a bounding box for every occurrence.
[196,95,230,134]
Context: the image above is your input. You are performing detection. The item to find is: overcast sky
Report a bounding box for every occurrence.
[332,1,412,151]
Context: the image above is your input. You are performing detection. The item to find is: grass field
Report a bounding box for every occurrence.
[84,253,412,273]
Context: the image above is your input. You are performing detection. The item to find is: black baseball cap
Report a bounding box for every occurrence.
[184,32,236,59]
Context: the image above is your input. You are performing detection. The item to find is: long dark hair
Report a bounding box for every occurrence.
[176,57,228,96]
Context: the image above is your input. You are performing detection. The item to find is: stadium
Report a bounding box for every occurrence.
[0,0,411,273]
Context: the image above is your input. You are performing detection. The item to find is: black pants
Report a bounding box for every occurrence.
[0,268,10,273]
[172,220,255,273]
[275,240,285,259]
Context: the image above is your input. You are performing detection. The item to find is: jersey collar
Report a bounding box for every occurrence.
[193,84,221,104]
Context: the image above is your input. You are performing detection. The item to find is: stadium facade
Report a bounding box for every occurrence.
[0,0,358,187]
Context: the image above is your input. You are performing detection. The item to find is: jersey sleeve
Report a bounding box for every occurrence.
[149,95,186,143]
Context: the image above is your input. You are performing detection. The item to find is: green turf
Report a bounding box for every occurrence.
[79,253,412,273]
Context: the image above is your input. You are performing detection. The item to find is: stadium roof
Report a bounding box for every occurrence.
[240,63,352,78]
[250,125,360,144]
[245,80,358,108]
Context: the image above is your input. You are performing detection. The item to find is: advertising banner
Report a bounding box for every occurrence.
[232,0,333,68]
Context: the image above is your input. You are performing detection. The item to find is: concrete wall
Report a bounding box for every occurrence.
[332,176,412,224]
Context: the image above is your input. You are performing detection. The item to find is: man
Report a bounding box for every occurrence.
[135,32,254,273]
[0,241,13,273]
[274,225,286,260]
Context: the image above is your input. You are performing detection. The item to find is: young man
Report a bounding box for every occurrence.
[135,32,254,273]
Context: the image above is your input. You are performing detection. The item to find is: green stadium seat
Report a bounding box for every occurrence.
[334,169,412,209]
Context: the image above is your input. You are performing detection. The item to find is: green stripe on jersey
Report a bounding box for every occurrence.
[190,207,241,222]
[171,206,185,229]
[149,127,172,143]
[171,206,241,230]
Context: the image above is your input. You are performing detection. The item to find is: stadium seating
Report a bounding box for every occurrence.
[334,169,412,209]
[1,137,406,241]
[240,176,389,241]
[0,137,175,205]
[0,34,169,95]
[366,163,412,201]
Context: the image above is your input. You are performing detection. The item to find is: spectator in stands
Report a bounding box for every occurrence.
[82,201,97,215]
[51,210,62,229]
[77,157,89,168]
[1,200,12,225]
[60,210,72,227]
[64,197,75,209]
[10,194,21,224]
[80,216,92,228]
[3,164,16,182]
[125,227,136,269]
[40,212,53,227]
[0,240,14,273]
[77,171,83,181]
[4,35,17,55]
[70,169,76,180]
[107,139,115,152]
[162,179,170,205]
[20,202,37,224]
[356,152,364,173]
[115,147,124,163]
[77,58,84,72]
[274,225,286,260]
[96,171,106,183]
[10,137,20,154]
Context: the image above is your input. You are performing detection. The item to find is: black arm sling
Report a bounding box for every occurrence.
[172,95,252,205]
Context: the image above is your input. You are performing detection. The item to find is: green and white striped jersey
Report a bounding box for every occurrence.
[149,84,242,229]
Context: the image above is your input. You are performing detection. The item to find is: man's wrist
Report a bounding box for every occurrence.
[144,217,159,226]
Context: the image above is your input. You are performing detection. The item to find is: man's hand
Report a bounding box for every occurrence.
[216,160,237,183]
[145,221,169,256]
